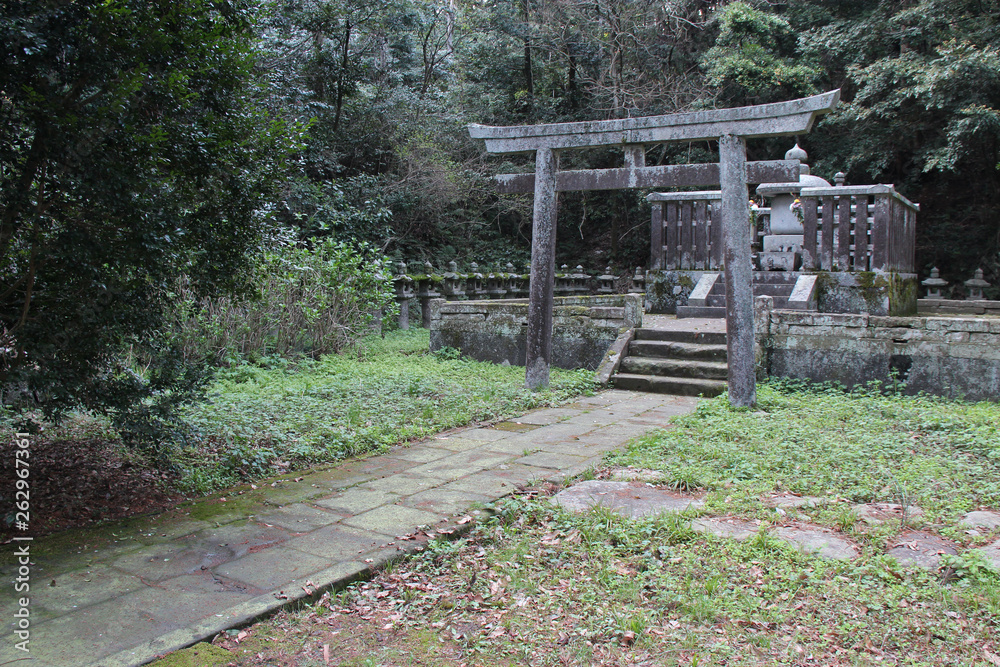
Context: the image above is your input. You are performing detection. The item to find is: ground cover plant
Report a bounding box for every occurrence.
[200,382,1000,666]
[0,329,595,536]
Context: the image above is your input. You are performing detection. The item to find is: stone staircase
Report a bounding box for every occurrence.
[677,271,813,318]
[612,328,728,397]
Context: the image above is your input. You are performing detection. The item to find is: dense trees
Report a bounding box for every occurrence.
[0,0,299,442]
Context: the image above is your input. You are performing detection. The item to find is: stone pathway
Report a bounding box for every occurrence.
[553,482,1000,569]
[0,390,697,667]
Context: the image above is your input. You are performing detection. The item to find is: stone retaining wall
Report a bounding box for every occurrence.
[757,305,1000,401]
[429,294,642,371]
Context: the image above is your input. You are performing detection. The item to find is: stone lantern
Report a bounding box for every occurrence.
[755,144,831,271]
[965,268,991,300]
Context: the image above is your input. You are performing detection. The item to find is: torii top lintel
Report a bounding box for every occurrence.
[469,90,840,154]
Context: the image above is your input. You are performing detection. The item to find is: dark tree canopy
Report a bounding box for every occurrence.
[0,0,297,441]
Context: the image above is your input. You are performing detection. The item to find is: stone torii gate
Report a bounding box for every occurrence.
[469,90,840,406]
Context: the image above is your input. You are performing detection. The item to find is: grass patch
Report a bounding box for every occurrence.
[607,380,1000,537]
[174,329,596,493]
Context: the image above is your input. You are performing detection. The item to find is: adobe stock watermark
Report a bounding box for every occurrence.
[11,431,32,654]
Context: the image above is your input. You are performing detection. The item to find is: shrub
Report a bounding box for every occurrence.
[172,238,397,364]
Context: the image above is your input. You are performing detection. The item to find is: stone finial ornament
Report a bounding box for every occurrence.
[834,172,846,186]
[964,268,990,300]
[921,267,948,298]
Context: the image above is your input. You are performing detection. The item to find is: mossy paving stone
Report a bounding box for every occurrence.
[520,420,605,444]
[774,524,860,560]
[975,538,1000,570]
[26,563,141,616]
[400,488,493,515]
[211,545,332,592]
[254,503,343,532]
[887,531,958,570]
[360,472,447,496]
[515,451,589,471]
[341,504,445,536]
[285,524,396,560]
[959,510,1000,531]
[440,463,551,497]
[13,574,255,666]
[513,406,585,425]
[692,516,759,541]
[381,444,454,463]
[111,523,290,582]
[406,449,516,480]
[313,487,401,515]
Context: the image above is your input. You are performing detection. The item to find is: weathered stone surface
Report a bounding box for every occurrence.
[887,531,957,571]
[959,511,1000,531]
[768,313,1000,401]
[607,467,666,482]
[470,90,840,153]
[719,134,756,408]
[764,493,825,509]
[852,502,924,527]
[552,480,704,518]
[525,146,559,390]
[974,538,1000,571]
[692,517,758,541]
[774,525,860,560]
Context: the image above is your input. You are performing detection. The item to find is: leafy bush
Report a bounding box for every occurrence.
[172,238,396,364]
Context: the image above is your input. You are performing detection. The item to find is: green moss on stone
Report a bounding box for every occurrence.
[148,643,232,667]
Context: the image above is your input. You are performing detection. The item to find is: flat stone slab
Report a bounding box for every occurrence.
[607,467,664,483]
[959,510,1000,531]
[692,517,758,541]
[887,531,958,570]
[852,502,924,526]
[764,493,825,509]
[774,524,860,560]
[972,538,1000,571]
[552,480,704,518]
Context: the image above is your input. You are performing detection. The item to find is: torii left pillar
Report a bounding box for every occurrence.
[525,147,559,389]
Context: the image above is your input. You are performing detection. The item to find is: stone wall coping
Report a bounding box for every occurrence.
[798,184,919,210]
[646,191,722,202]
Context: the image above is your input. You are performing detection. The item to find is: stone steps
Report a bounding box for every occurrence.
[677,271,808,318]
[613,373,728,397]
[612,327,728,397]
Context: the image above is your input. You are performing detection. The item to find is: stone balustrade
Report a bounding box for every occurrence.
[392,261,640,329]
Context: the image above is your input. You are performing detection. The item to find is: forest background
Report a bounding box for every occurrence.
[2,0,1000,447]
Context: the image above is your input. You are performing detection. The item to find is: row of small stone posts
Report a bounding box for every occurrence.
[392,261,646,329]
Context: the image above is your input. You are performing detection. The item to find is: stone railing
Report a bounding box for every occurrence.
[392,261,645,329]
[646,192,772,271]
[797,185,918,273]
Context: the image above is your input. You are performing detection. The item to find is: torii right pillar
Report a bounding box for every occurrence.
[719,134,755,407]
